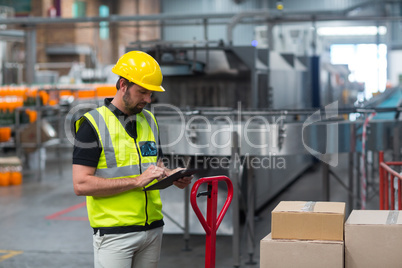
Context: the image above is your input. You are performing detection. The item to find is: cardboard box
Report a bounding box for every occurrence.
[19,119,57,152]
[271,201,345,241]
[260,233,344,268]
[345,210,402,268]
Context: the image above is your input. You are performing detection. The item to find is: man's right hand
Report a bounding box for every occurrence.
[137,165,166,188]
[73,164,167,197]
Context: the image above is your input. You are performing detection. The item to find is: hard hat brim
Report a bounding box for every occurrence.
[129,78,165,92]
[137,82,165,92]
[112,68,165,92]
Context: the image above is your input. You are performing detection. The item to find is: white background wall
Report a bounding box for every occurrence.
[388,50,402,87]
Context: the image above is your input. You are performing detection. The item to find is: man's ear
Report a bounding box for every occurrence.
[119,78,127,92]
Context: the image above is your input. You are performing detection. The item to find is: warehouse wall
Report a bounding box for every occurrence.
[117,0,160,59]
[161,0,259,46]
[273,0,376,12]
[7,0,161,80]
[160,0,391,47]
[2,0,397,82]
[388,50,402,87]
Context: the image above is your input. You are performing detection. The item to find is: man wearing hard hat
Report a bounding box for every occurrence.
[72,51,192,268]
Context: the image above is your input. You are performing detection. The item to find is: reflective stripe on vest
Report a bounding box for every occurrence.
[86,109,159,178]
[87,109,117,169]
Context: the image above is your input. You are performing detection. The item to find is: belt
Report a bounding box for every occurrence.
[93,220,164,236]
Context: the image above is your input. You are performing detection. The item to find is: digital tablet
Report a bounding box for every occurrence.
[143,169,198,191]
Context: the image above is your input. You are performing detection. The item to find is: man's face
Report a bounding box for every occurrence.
[123,83,152,115]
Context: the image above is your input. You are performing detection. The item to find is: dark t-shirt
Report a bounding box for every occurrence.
[73,98,163,167]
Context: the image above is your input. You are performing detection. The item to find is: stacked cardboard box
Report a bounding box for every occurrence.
[261,234,344,268]
[345,210,402,268]
[260,201,346,268]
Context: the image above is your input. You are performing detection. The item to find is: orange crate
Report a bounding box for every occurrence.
[78,89,96,99]
[0,171,10,186]
[96,85,116,97]
[10,171,22,185]
[0,127,11,142]
[60,90,73,97]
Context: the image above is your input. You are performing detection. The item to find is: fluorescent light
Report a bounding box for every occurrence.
[317,26,387,36]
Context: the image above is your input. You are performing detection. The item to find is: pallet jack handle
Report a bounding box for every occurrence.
[190,176,233,268]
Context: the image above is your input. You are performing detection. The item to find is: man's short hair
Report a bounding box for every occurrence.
[116,77,135,90]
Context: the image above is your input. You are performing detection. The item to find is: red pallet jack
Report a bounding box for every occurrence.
[190,176,233,268]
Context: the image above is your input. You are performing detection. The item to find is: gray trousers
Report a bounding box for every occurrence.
[93,227,163,268]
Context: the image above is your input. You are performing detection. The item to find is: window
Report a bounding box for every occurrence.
[330,44,387,100]
[99,5,109,40]
[72,1,86,18]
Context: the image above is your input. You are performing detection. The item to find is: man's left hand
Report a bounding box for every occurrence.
[168,168,193,189]
[173,176,193,189]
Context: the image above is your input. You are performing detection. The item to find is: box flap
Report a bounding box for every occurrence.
[346,210,402,225]
[264,233,343,245]
[272,201,345,214]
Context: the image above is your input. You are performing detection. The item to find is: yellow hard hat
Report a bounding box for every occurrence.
[112,51,165,92]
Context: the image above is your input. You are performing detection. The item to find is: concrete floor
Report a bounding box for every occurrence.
[0,149,379,268]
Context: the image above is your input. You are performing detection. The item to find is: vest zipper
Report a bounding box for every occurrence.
[133,136,149,226]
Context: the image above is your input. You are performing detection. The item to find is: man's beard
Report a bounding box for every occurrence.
[123,89,145,115]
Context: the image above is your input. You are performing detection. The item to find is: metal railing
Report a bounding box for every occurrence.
[379,151,402,210]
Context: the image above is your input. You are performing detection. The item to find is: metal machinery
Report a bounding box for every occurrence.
[128,42,314,208]
[128,45,308,202]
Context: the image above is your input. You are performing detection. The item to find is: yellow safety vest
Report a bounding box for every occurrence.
[75,106,163,228]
